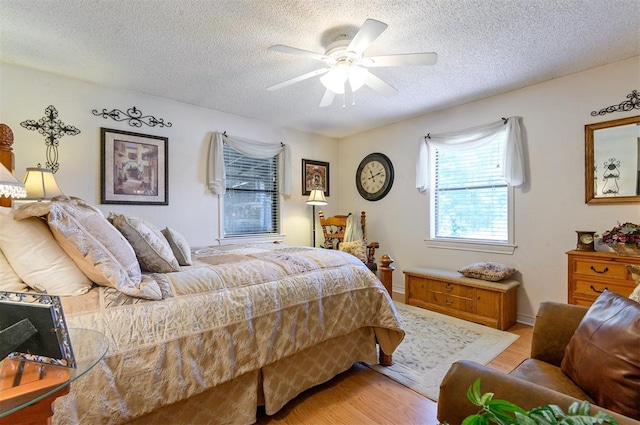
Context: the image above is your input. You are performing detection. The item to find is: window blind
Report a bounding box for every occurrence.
[433,135,508,242]
[223,146,279,236]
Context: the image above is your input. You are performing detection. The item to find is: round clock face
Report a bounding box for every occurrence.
[356,153,394,201]
[579,234,594,244]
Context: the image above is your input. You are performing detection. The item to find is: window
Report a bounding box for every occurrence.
[431,134,510,244]
[223,145,279,236]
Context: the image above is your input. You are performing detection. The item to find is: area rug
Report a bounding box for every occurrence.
[367,301,519,401]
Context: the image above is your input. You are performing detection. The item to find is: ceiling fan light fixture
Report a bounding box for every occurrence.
[348,65,369,91]
[320,62,369,94]
[320,67,347,94]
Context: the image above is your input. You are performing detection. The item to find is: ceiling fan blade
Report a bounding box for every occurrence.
[268,45,329,62]
[364,72,398,97]
[347,19,388,54]
[267,68,330,91]
[319,89,336,107]
[365,52,438,67]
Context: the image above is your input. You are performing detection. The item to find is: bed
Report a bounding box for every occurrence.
[0,140,404,424]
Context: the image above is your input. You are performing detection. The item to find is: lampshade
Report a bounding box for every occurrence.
[306,189,327,206]
[320,64,369,94]
[0,162,27,199]
[22,167,64,201]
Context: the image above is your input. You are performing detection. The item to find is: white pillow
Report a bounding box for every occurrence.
[44,198,162,300]
[109,214,180,273]
[0,248,28,292]
[161,227,192,266]
[0,206,91,295]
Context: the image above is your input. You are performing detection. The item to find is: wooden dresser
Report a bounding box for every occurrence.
[403,267,519,330]
[566,250,640,307]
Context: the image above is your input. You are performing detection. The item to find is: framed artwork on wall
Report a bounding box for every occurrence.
[302,159,330,196]
[100,127,168,205]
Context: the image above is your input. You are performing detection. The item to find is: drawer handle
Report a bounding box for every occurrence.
[444,298,454,306]
[590,285,608,294]
[445,283,454,291]
[590,266,609,274]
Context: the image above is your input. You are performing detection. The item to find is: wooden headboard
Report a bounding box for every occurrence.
[0,123,16,207]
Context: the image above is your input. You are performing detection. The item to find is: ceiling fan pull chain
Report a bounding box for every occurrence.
[342,93,346,108]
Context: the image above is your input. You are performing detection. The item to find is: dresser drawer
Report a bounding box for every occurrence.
[574,278,634,299]
[567,250,640,306]
[572,258,629,280]
[428,291,475,313]
[429,280,475,298]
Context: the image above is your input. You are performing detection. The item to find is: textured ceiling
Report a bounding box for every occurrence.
[1,0,639,138]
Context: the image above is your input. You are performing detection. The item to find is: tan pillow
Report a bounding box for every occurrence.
[560,290,640,420]
[45,198,162,300]
[339,240,367,263]
[161,227,192,266]
[458,262,517,281]
[0,206,91,295]
[0,248,28,292]
[109,214,180,273]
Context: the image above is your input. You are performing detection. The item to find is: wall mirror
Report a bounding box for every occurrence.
[585,115,640,204]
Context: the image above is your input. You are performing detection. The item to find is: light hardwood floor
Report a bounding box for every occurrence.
[256,322,533,425]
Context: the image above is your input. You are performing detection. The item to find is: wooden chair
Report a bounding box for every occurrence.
[318,211,379,270]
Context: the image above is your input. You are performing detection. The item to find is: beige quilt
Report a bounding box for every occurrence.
[53,244,404,424]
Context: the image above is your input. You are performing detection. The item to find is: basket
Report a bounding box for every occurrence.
[612,243,640,257]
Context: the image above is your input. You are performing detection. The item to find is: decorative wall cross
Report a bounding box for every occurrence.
[20,105,81,173]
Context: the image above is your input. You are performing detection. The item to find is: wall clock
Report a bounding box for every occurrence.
[356,153,394,201]
[575,231,596,251]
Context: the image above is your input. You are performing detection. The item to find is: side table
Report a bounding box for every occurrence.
[0,328,108,425]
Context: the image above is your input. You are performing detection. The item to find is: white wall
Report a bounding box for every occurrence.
[0,63,338,248]
[339,56,640,324]
[2,58,639,324]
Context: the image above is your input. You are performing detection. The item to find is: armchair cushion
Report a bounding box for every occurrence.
[561,290,640,420]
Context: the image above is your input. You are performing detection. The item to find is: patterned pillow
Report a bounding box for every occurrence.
[162,227,192,266]
[458,262,517,281]
[109,213,180,273]
[339,240,367,263]
[44,198,161,300]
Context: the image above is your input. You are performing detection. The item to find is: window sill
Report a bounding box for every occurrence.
[217,234,285,246]
[425,238,517,255]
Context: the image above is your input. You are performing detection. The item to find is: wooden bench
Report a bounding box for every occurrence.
[403,267,519,330]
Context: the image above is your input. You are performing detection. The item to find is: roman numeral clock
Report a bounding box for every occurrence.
[356,153,394,201]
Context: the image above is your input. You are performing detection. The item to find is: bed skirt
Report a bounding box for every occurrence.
[53,327,377,425]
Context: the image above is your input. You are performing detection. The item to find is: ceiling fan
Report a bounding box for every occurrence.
[267,19,438,107]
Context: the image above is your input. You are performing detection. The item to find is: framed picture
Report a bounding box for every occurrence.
[101,127,168,205]
[0,291,76,368]
[302,159,330,196]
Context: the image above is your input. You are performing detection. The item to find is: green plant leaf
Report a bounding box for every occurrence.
[462,414,489,425]
[468,378,484,406]
[486,399,527,414]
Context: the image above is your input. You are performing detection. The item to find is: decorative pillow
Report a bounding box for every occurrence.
[339,240,367,263]
[0,248,28,292]
[161,227,192,266]
[44,198,161,300]
[458,262,517,281]
[109,213,180,273]
[560,290,640,420]
[628,264,640,303]
[0,206,92,295]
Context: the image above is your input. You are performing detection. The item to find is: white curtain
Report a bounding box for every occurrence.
[207,132,292,196]
[415,116,526,192]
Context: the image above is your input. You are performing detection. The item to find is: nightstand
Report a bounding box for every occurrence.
[0,328,108,425]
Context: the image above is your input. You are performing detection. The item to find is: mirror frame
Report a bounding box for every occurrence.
[585,115,640,204]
